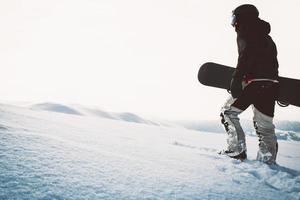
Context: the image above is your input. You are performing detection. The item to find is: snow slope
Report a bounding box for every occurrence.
[29,102,300,141]
[0,104,300,200]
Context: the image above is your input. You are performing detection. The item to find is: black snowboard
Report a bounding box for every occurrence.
[198,62,300,107]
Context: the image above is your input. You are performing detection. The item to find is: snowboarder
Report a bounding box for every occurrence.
[220,4,279,164]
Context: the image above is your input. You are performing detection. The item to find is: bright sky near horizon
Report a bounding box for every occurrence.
[1,0,300,121]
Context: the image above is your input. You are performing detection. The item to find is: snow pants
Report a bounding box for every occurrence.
[220,81,279,164]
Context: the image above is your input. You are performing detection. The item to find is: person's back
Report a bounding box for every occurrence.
[219,4,279,164]
[234,17,279,83]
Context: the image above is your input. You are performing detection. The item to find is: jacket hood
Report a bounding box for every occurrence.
[236,18,271,38]
[257,19,271,35]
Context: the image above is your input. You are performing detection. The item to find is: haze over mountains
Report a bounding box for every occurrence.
[25,102,300,142]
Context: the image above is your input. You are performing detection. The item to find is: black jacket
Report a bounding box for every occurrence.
[231,19,279,98]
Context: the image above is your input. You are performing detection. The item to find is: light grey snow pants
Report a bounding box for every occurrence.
[221,95,278,164]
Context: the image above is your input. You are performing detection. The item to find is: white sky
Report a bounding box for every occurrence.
[1,0,300,120]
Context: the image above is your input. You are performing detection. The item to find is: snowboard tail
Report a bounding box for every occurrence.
[198,62,300,107]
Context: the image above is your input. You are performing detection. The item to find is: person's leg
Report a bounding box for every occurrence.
[220,83,257,159]
[220,96,247,157]
[253,106,277,164]
[252,82,279,164]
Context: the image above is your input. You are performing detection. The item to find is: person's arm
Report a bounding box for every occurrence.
[230,37,254,98]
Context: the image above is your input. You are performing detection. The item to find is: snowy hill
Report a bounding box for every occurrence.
[31,102,83,115]
[29,102,160,126]
[1,103,300,200]
[28,102,300,141]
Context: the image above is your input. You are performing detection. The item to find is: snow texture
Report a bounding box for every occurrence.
[0,103,300,200]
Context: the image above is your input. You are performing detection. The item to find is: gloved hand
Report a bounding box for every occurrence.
[230,78,243,98]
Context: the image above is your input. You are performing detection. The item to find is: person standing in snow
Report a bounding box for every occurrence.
[220,4,279,164]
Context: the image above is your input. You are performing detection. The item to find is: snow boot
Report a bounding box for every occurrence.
[218,150,247,161]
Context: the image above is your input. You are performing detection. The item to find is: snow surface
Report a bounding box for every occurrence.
[0,104,300,200]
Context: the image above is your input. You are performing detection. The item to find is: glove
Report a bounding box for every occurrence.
[230,78,243,98]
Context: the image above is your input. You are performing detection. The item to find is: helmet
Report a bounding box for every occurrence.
[231,4,259,27]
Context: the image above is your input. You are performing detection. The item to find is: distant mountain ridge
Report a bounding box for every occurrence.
[31,103,82,115]
[177,120,300,142]
[29,102,160,126]
[23,102,300,142]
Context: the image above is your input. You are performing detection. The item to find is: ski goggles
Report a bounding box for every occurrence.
[231,14,237,27]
